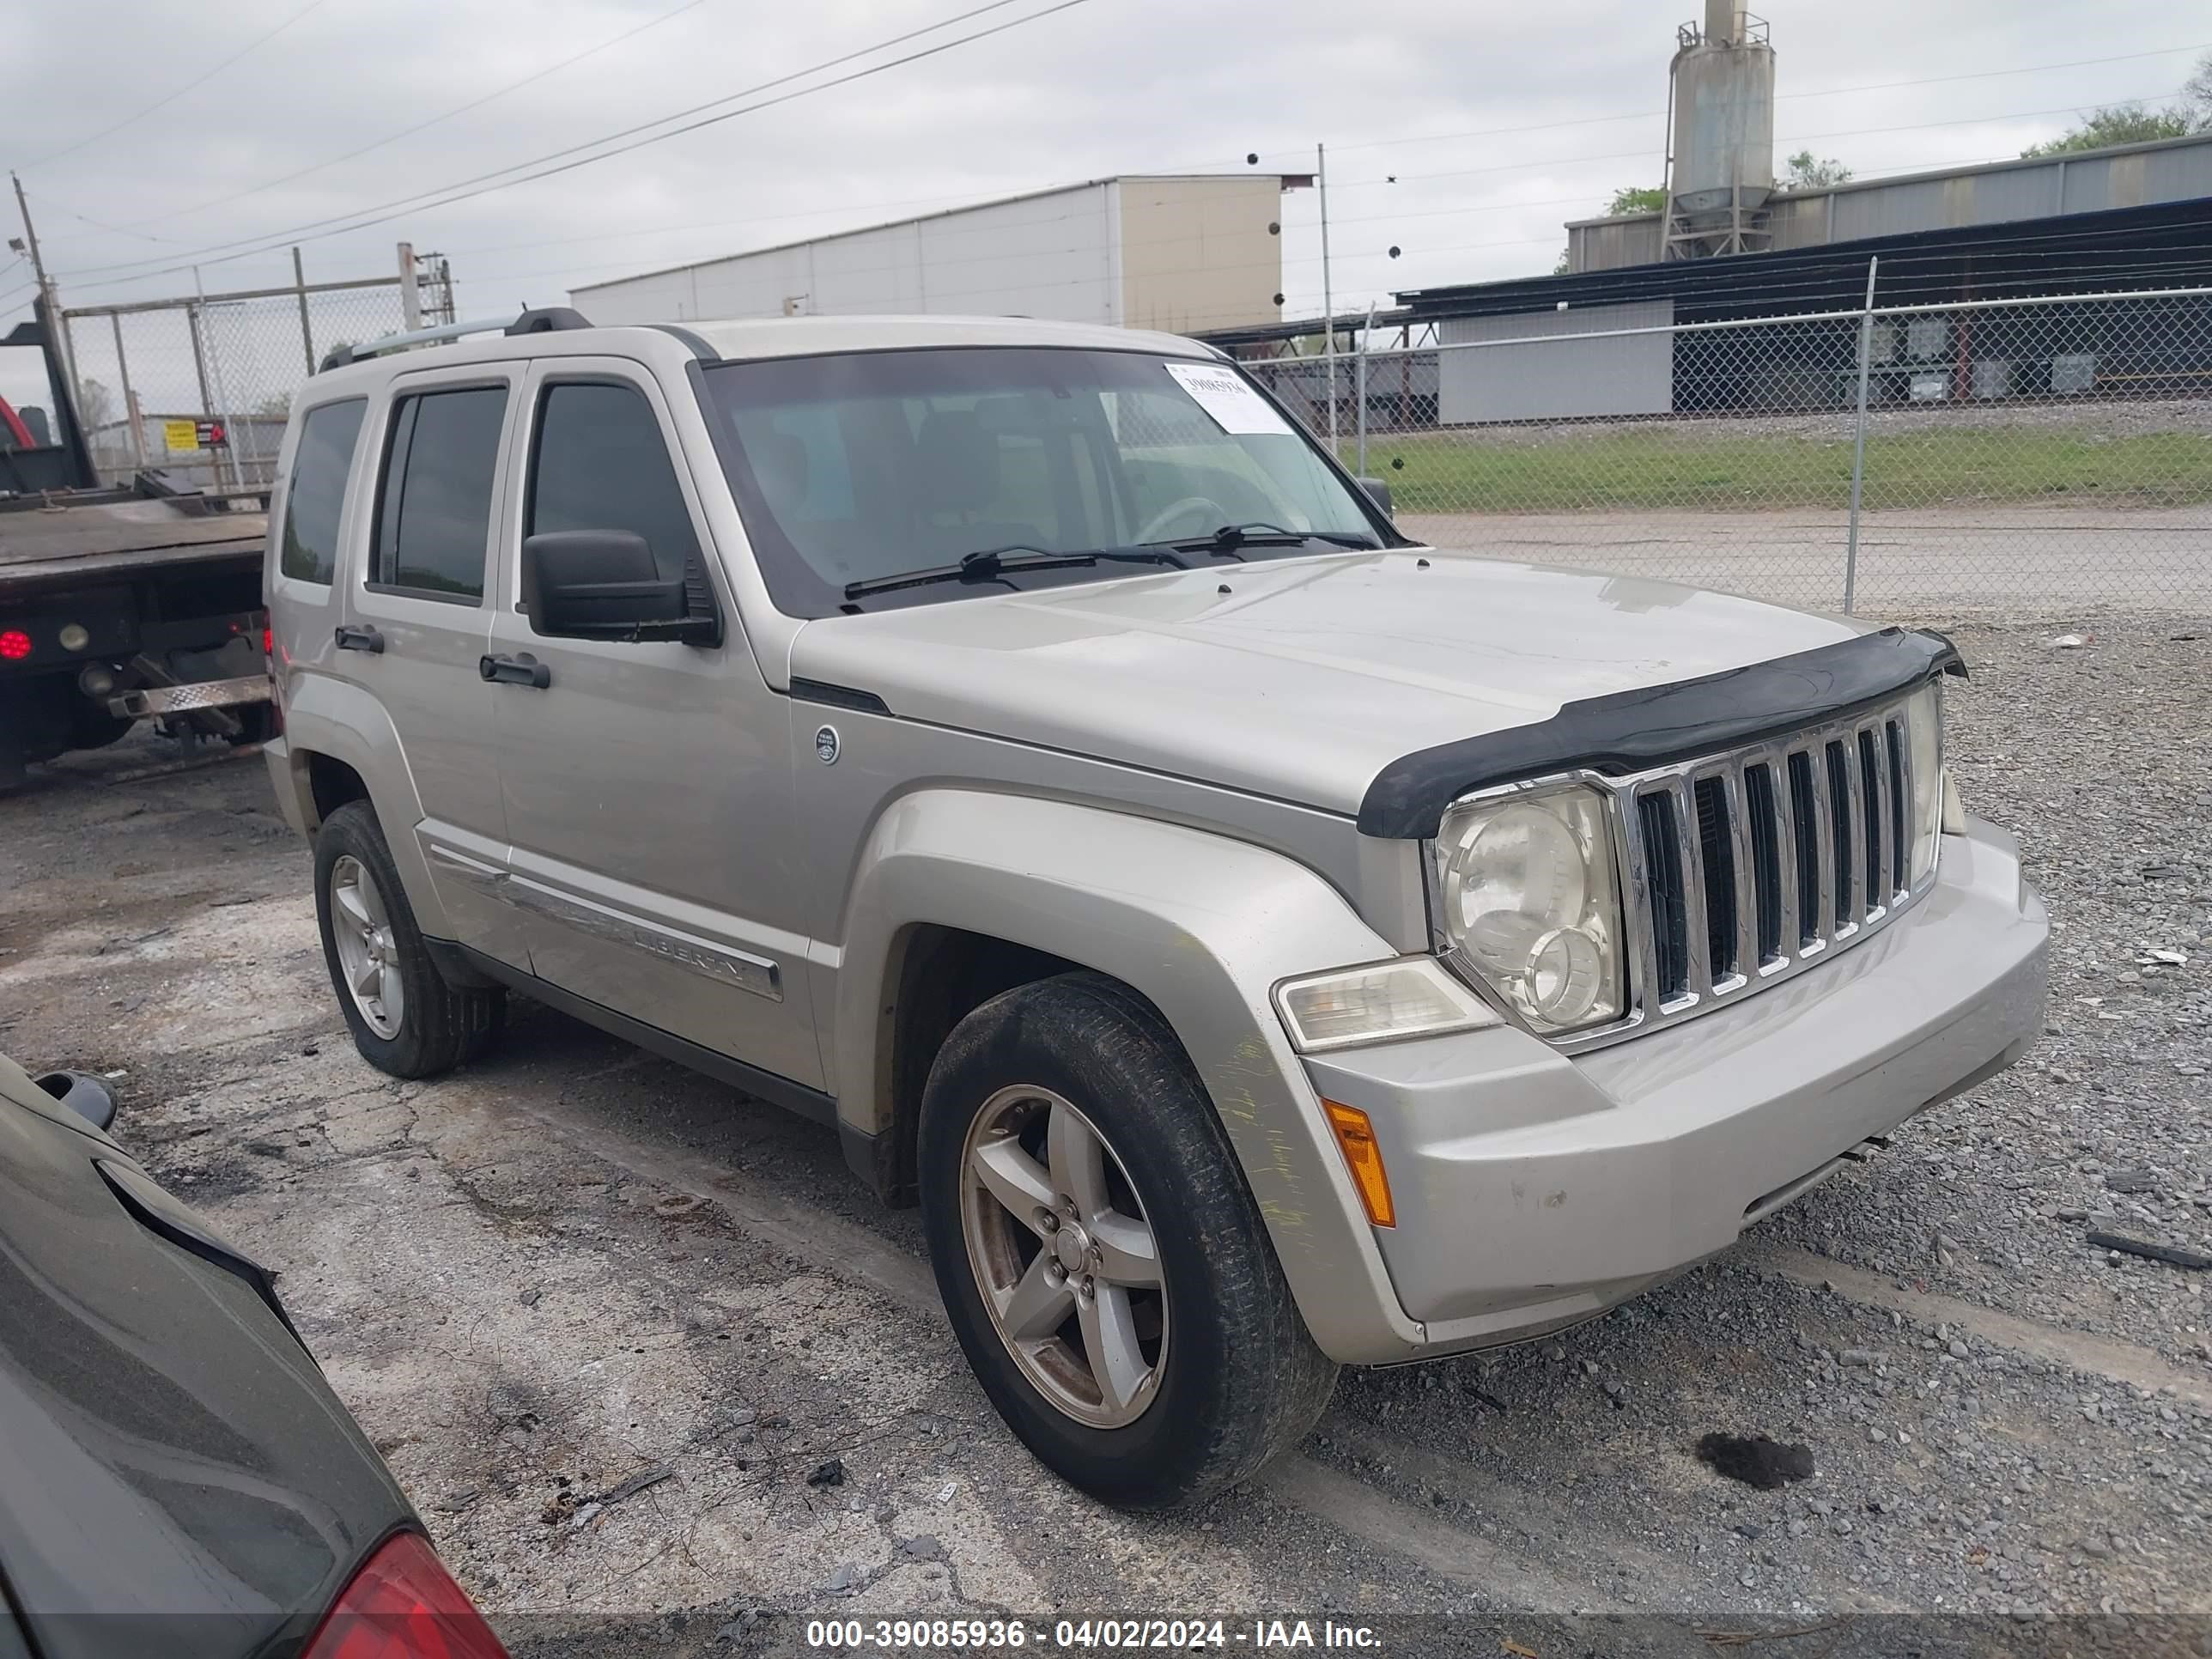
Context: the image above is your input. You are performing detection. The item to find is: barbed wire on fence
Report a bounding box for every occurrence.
[1242,284,2212,617]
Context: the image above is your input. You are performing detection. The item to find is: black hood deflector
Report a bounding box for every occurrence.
[1358,627,1965,839]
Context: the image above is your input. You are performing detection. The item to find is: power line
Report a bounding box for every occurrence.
[304,30,2209,267]
[1310,38,2212,161]
[473,89,2201,286]
[58,0,1078,286]
[31,191,194,246]
[47,32,2203,301]
[103,0,726,234]
[17,0,337,172]
[1778,40,2212,102]
[1352,89,2191,192]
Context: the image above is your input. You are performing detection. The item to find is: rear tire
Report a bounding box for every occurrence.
[313,801,504,1079]
[919,971,1337,1510]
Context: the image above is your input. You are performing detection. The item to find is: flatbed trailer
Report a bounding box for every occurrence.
[0,313,274,789]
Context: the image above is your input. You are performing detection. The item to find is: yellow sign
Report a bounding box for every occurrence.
[162,418,200,453]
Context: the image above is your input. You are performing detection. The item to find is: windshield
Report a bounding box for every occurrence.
[700,346,1389,615]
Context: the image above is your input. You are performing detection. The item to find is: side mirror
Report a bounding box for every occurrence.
[35,1070,117,1133]
[521,530,717,644]
[1356,477,1394,518]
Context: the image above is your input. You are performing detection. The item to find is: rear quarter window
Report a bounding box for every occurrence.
[371,386,510,602]
[277,398,367,585]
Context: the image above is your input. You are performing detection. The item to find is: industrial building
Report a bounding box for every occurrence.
[1207,2,2212,428]
[571,173,1302,337]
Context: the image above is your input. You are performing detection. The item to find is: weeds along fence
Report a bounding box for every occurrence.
[58,263,453,495]
[1242,283,2212,617]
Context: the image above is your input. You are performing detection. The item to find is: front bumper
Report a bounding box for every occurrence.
[1304,815,2045,1360]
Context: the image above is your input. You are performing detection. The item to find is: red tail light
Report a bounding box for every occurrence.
[301,1532,507,1659]
[0,629,30,661]
[264,625,275,654]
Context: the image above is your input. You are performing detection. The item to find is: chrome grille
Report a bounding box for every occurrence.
[1603,689,1935,1047]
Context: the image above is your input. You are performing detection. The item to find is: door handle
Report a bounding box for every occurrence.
[479,652,551,690]
[334,624,384,653]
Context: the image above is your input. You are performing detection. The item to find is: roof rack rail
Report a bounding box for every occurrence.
[507,307,592,336]
[319,307,594,372]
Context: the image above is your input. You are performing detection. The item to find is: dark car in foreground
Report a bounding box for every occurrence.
[0,1049,506,1659]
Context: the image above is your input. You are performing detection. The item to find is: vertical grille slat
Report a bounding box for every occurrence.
[1637,790,1689,1003]
[1886,718,1909,896]
[1722,766,1759,984]
[1692,775,1735,985]
[1857,726,1887,915]
[1793,747,1828,948]
[1744,762,1784,966]
[1674,782,1711,996]
[1825,739,1856,930]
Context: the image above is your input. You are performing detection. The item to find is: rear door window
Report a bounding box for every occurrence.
[371,386,508,602]
[527,381,700,587]
[277,398,366,584]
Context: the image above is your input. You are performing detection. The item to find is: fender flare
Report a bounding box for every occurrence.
[272,672,451,938]
[833,787,1426,1362]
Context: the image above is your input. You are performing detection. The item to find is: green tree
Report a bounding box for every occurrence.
[1779,149,1852,191]
[2187,51,2212,125]
[2021,48,2212,154]
[2021,103,2193,157]
[1604,185,1668,216]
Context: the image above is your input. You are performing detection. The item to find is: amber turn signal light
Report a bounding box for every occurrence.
[1322,1100,1395,1228]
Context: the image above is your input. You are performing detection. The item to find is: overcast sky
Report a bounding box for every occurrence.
[4,0,2206,337]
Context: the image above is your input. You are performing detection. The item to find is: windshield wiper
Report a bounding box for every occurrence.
[843,544,1188,601]
[1164,523,1380,556]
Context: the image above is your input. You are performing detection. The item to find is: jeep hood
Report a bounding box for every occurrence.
[789,550,1864,822]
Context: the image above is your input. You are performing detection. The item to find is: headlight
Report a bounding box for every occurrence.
[1433,786,1624,1035]
[1274,957,1497,1053]
[1905,682,1945,879]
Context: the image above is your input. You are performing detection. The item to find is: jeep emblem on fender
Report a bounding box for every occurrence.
[815,725,840,765]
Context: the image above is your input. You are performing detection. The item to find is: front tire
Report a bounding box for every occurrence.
[919,972,1337,1510]
[313,801,504,1079]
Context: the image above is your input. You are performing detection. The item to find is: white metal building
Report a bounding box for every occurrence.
[570,174,1296,337]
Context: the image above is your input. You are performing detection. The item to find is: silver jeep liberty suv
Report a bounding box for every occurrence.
[264,307,2047,1510]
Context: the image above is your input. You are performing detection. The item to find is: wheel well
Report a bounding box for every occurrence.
[872,926,1082,1207]
[305,751,370,827]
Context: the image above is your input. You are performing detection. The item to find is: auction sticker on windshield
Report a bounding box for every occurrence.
[1162,361,1293,436]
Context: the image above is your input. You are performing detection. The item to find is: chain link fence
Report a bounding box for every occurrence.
[59,267,453,495]
[1243,285,2212,618]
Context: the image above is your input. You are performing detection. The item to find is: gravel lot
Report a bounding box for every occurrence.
[2,615,2208,1652]
[1400,505,2212,617]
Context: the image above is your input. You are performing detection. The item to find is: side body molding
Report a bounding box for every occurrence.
[833,788,1426,1362]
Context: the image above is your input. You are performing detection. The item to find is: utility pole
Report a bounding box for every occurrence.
[397,240,421,331]
[293,246,316,374]
[9,170,82,422]
[1844,254,1880,617]
[1317,142,1337,453]
[9,172,52,305]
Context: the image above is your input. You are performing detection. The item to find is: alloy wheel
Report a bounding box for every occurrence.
[958,1085,1169,1428]
[329,854,404,1039]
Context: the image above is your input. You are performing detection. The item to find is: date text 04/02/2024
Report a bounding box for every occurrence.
[803,1619,1384,1650]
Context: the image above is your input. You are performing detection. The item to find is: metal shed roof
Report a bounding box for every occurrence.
[1394,195,2212,324]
